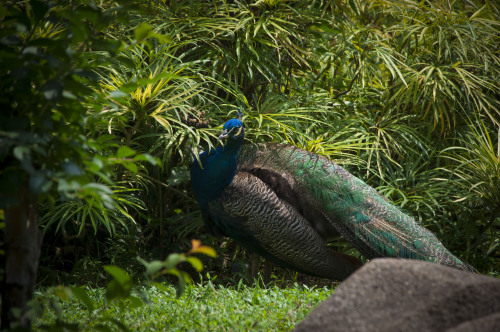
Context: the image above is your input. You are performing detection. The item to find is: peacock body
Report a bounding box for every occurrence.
[190,114,475,280]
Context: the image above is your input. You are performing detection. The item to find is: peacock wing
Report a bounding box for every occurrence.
[237,143,473,271]
[208,171,361,280]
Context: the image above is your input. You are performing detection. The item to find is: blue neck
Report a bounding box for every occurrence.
[191,135,244,206]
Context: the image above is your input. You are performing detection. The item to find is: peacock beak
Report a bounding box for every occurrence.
[218,129,229,140]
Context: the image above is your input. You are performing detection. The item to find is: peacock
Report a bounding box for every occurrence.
[190,111,475,280]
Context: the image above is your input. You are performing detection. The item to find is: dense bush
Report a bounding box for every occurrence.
[64,0,498,276]
[1,0,498,328]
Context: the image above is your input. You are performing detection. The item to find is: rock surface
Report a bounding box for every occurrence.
[294,258,500,332]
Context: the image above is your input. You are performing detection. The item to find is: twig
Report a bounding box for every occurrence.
[333,62,360,99]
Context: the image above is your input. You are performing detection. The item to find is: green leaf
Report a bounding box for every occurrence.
[134,22,154,41]
[106,279,131,301]
[137,258,165,276]
[89,157,104,171]
[53,286,73,301]
[82,183,113,196]
[62,161,83,176]
[71,286,95,312]
[104,265,131,287]
[13,146,30,161]
[133,153,160,165]
[109,90,128,99]
[163,253,183,270]
[119,82,140,93]
[127,295,144,309]
[123,161,138,174]
[176,273,186,298]
[153,32,172,44]
[185,256,203,272]
[116,146,136,158]
[152,282,170,292]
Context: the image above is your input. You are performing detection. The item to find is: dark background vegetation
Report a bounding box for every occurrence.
[1,0,499,328]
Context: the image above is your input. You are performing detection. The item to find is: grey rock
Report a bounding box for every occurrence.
[294,258,500,332]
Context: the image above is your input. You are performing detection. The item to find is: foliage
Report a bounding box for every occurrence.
[384,0,500,129]
[442,121,500,208]
[33,277,331,331]
[139,239,217,297]
[2,0,499,309]
[438,119,500,272]
[0,0,160,281]
[0,0,160,327]
[33,240,216,331]
[1,0,134,205]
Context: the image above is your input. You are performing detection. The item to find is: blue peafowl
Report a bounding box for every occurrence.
[190,111,475,280]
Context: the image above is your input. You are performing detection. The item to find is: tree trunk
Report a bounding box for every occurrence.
[1,185,41,330]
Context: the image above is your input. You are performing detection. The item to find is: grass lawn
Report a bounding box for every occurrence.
[33,280,333,331]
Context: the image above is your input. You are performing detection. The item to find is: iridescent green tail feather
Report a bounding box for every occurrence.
[237,143,475,273]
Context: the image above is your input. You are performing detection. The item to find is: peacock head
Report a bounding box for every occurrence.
[218,110,245,141]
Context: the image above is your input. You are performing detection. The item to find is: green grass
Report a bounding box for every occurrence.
[33,280,333,331]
